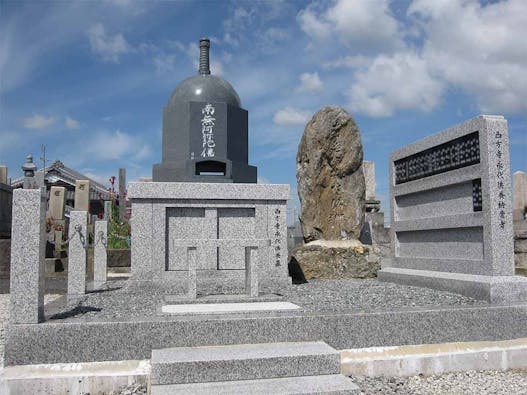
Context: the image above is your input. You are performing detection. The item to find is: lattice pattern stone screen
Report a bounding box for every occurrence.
[394,132,480,184]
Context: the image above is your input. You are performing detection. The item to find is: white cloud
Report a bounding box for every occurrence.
[87,23,130,63]
[408,0,527,114]
[323,55,372,70]
[348,52,444,117]
[298,0,403,52]
[23,114,56,129]
[65,116,80,130]
[297,72,323,93]
[153,53,176,74]
[273,107,311,126]
[83,130,151,161]
[297,6,331,42]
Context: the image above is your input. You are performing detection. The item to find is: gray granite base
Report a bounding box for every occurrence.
[378,267,527,303]
[5,299,527,366]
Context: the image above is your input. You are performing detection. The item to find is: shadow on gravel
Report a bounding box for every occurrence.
[87,286,122,294]
[49,305,102,320]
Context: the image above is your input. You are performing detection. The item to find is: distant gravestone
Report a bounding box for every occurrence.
[0,166,7,184]
[48,186,66,220]
[363,161,376,201]
[379,115,527,303]
[34,171,45,189]
[74,180,90,211]
[119,168,126,221]
[103,200,112,222]
[513,171,527,222]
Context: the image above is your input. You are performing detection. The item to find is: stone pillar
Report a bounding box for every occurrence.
[187,247,197,299]
[94,220,108,288]
[74,180,90,212]
[103,200,112,221]
[68,210,88,297]
[363,161,376,201]
[513,171,527,222]
[9,188,46,323]
[119,168,126,222]
[34,171,45,189]
[245,247,258,297]
[0,166,7,184]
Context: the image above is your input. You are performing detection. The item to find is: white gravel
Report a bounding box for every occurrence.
[350,370,527,394]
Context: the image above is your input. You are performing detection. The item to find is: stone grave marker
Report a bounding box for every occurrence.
[119,168,126,221]
[0,166,7,184]
[74,180,90,212]
[513,171,527,222]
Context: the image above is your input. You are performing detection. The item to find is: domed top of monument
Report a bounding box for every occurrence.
[168,38,241,108]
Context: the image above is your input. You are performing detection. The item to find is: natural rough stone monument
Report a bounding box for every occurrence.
[291,107,380,279]
[297,106,365,242]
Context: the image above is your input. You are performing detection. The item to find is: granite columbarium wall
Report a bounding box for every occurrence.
[379,115,527,303]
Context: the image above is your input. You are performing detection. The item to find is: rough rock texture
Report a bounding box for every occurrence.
[291,240,381,280]
[297,106,365,242]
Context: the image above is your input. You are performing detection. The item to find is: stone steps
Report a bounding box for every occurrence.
[150,341,359,394]
[151,374,359,395]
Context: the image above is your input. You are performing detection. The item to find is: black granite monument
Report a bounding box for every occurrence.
[153,38,257,183]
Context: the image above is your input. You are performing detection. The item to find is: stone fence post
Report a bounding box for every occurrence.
[68,210,88,298]
[9,188,46,323]
[93,220,108,288]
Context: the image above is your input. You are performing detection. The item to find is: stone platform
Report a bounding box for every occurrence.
[5,279,527,366]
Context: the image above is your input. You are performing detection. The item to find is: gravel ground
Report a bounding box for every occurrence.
[42,278,488,322]
[350,370,527,394]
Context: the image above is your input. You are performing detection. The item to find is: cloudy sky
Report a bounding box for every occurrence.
[1,0,526,220]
